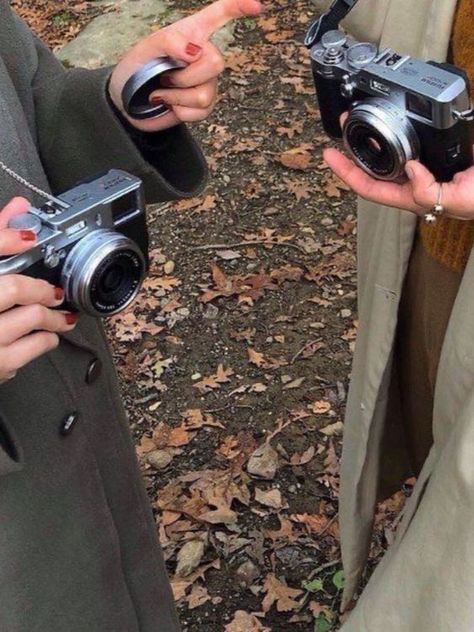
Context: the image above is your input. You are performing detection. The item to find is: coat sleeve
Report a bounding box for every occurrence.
[29,32,207,202]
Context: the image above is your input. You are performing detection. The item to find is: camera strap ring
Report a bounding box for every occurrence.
[305,0,360,49]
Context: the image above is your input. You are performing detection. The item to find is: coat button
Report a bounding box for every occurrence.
[85,358,102,385]
[60,412,79,436]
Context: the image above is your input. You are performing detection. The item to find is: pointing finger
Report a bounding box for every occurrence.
[178,0,262,42]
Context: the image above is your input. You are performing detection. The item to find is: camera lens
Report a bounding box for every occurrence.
[62,230,146,317]
[348,124,396,176]
[343,98,420,181]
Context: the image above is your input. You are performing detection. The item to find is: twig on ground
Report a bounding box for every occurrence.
[188,240,306,254]
[291,339,322,364]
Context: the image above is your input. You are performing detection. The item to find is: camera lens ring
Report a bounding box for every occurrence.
[343,98,420,182]
[62,230,146,317]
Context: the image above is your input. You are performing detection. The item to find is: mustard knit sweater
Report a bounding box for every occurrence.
[419,0,474,273]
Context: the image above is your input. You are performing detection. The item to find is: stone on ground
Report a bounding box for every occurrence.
[58,0,235,69]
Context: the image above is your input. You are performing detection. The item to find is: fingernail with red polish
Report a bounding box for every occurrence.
[54,287,64,301]
[65,313,78,325]
[160,75,173,88]
[149,95,166,106]
[20,230,36,241]
[186,42,202,56]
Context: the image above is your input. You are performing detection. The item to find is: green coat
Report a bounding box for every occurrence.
[0,3,206,630]
[338,0,474,629]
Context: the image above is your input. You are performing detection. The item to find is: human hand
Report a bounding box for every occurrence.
[108,0,262,132]
[0,198,78,384]
[324,146,474,220]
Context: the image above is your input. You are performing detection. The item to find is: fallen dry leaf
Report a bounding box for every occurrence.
[262,574,303,612]
[255,488,284,510]
[225,611,271,632]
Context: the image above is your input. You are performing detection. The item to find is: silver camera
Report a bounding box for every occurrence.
[309,29,473,182]
[0,170,148,317]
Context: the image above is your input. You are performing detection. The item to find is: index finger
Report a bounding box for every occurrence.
[178,0,262,41]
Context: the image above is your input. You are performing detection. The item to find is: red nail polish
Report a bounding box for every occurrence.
[54,288,64,301]
[159,75,173,88]
[20,230,35,241]
[186,42,202,56]
[65,313,78,325]
[149,96,166,105]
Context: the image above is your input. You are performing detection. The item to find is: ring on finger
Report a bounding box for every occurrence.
[424,183,444,225]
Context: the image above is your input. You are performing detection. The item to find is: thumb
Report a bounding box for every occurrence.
[0,197,31,229]
[405,160,439,208]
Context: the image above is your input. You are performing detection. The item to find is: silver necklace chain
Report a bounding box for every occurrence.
[0,160,69,208]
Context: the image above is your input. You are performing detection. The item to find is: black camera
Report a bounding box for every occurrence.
[306,6,474,182]
[0,170,149,317]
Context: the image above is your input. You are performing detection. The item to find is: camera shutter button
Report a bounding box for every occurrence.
[8,213,42,235]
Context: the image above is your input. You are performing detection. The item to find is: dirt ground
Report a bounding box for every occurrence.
[19,1,404,629]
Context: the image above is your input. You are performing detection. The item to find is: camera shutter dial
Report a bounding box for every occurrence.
[347,43,378,69]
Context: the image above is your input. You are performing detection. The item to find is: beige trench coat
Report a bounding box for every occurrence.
[337,1,474,629]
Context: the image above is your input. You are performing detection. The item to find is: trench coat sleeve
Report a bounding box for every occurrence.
[28,26,207,201]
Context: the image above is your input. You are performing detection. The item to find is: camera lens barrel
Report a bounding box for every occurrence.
[62,230,146,317]
[343,98,420,182]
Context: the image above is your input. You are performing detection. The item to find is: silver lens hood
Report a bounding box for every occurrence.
[343,98,420,182]
[62,229,146,317]
[122,57,187,120]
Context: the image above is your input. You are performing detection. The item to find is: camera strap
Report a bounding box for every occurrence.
[305,0,360,48]
[0,160,69,209]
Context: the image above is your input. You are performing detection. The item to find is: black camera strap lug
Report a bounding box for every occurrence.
[305,0,360,49]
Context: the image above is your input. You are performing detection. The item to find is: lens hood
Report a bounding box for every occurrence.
[121,57,187,120]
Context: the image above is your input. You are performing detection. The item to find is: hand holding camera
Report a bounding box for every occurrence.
[324,144,474,220]
[108,0,262,131]
[307,0,474,220]
[0,197,77,384]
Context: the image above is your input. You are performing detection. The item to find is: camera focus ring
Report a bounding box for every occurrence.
[62,229,146,317]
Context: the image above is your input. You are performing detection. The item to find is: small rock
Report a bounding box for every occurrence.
[319,421,344,437]
[235,560,260,589]
[203,304,219,320]
[164,260,175,274]
[247,443,279,480]
[176,539,205,577]
[321,217,334,226]
[216,249,241,261]
[146,449,173,470]
[340,309,352,318]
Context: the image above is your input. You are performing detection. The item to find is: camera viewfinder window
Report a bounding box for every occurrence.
[112,192,138,221]
[406,93,433,121]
